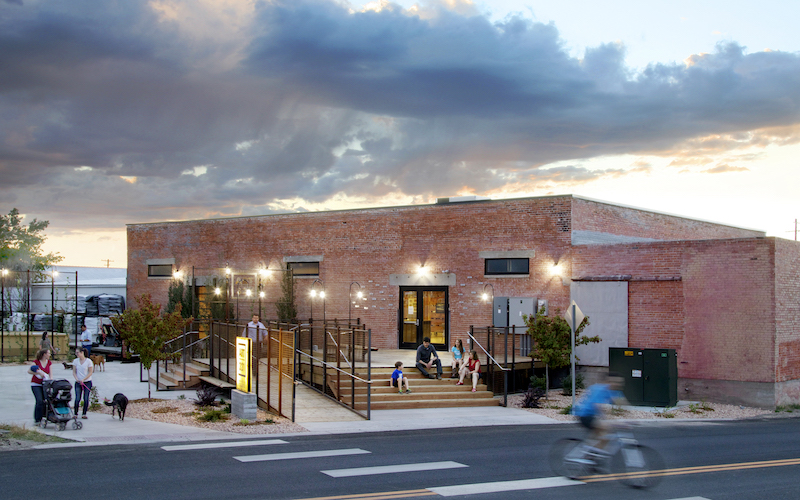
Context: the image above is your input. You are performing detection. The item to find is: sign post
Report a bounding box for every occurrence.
[565,300,584,410]
[236,336,252,393]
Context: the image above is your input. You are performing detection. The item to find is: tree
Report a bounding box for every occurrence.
[0,208,62,271]
[111,294,191,398]
[524,306,600,394]
[167,279,193,319]
[275,269,297,323]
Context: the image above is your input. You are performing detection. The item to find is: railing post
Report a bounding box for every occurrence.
[292,325,298,422]
[367,328,371,420]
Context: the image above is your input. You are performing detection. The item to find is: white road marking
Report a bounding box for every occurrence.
[428,476,582,496]
[322,461,468,478]
[161,439,288,451]
[667,498,711,500]
[234,448,370,462]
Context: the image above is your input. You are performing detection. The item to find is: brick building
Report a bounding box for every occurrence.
[126,195,800,407]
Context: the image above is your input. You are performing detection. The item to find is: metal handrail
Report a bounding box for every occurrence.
[297,350,371,384]
[468,330,509,407]
[468,332,510,371]
[327,330,352,369]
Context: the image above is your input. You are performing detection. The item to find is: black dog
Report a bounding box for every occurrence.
[104,393,128,421]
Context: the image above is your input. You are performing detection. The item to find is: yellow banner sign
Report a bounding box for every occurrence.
[236,336,251,393]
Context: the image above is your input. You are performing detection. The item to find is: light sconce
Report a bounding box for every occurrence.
[259,269,270,278]
[259,291,265,298]
[225,267,231,275]
[172,270,182,280]
[214,287,221,295]
[245,289,252,297]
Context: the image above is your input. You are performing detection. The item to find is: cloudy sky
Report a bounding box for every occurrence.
[1,0,799,267]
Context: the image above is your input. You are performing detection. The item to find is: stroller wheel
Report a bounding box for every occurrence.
[40,420,47,428]
[73,421,82,430]
[58,422,66,431]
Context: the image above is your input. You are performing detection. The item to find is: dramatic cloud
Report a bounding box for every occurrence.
[1,0,799,232]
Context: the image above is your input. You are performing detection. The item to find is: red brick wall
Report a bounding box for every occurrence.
[128,197,576,348]
[572,197,765,240]
[573,238,776,383]
[775,238,800,382]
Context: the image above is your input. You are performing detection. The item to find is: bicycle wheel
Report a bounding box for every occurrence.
[611,444,665,489]
[549,438,590,479]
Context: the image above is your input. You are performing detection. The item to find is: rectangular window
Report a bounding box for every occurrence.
[148,264,173,277]
[485,258,529,275]
[287,261,319,276]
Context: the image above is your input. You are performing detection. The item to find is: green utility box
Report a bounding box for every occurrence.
[609,348,678,407]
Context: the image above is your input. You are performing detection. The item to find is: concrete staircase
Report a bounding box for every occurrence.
[333,366,499,410]
[150,361,210,390]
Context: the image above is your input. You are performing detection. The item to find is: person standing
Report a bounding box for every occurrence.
[73,347,94,419]
[416,336,442,379]
[242,314,266,343]
[79,324,92,357]
[27,349,52,424]
[40,331,59,360]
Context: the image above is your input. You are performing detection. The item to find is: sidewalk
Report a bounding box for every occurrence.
[1,360,557,448]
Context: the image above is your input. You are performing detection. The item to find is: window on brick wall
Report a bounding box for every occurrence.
[287,261,320,277]
[484,258,529,275]
[148,264,173,277]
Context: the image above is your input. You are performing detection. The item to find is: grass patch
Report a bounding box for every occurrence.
[233,418,275,427]
[775,404,800,413]
[0,424,71,444]
[559,405,572,415]
[130,398,166,404]
[196,409,230,422]
[609,406,627,417]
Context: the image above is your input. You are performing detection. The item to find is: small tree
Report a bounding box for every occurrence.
[524,306,600,395]
[275,270,297,323]
[111,294,191,398]
[167,279,193,319]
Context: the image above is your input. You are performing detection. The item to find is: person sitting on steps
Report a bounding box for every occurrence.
[390,361,411,394]
[457,350,481,392]
[415,337,442,379]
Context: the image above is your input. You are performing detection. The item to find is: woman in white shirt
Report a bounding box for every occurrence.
[73,347,94,419]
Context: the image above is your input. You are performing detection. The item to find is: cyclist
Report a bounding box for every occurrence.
[572,372,628,453]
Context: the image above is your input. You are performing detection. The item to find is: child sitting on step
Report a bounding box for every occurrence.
[390,361,411,394]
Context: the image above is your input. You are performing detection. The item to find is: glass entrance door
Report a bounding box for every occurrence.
[399,287,448,350]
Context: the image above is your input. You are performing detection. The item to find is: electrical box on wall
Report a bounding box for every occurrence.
[492,297,536,327]
[493,297,508,327]
[537,299,548,316]
[508,297,535,328]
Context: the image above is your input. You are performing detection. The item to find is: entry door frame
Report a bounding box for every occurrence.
[398,286,449,351]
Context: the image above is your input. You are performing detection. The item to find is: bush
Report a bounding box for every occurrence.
[193,386,219,407]
[196,409,230,422]
[560,373,585,396]
[521,386,546,408]
[529,375,546,392]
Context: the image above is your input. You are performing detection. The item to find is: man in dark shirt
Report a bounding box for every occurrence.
[416,337,442,379]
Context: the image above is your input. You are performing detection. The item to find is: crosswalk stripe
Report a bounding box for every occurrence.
[428,476,581,496]
[234,448,371,463]
[322,461,468,478]
[161,439,288,451]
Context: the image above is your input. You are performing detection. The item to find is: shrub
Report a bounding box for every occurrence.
[197,409,230,422]
[560,373,585,396]
[529,375,546,392]
[521,386,546,408]
[193,386,219,407]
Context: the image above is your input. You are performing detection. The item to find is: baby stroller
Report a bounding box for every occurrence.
[40,379,83,431]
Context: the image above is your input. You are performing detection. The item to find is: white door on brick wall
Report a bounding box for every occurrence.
[571,281,628,367]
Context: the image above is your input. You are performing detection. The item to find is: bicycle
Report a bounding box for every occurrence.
[549,423,665,489]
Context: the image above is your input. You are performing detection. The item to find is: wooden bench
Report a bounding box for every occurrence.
[198,376,235,393]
